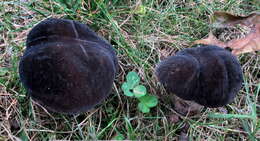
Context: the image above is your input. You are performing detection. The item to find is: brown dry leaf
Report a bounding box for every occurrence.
[211,11,260,27]
[228,24,260,55]
[172,95,203,116]
[192,32,226,47]
[193,11,260,55]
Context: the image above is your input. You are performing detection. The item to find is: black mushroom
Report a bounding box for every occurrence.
[155,45,243,108]
[19,18,118,114]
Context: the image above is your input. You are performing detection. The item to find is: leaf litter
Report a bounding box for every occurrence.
[194,11,260,55]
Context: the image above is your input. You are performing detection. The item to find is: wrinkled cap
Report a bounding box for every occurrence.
[155,45,243,108]
[19,18,118,114]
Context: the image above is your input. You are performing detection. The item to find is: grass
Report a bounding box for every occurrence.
[0,0,259,140]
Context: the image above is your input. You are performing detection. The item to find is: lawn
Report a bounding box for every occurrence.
[0,0,259,140]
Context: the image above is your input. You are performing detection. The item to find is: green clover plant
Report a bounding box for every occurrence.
[121,71,158,113]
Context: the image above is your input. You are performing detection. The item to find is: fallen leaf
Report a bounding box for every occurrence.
[211,11,260,27]
[192,32,226,47]
[172,95,203,116]
[227,24,260,55]
[193,11,260,55]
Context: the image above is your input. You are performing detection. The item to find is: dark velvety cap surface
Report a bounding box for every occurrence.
[155,45,243,108]
[19,18,118,114]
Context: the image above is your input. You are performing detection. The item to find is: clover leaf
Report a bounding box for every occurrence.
[139,95,158,108]
[133,85,146,98]
[121,71,159,113]
[138,102,150,113]
[121,82,134,97]
[126,71,140,89]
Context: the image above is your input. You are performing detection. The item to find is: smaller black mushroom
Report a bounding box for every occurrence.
[19,18,118,114]
[155,45,243,108]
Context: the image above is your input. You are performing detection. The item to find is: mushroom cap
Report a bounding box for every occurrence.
[19,18,118,114]
[155,45,243,108]
[155,55,200,101]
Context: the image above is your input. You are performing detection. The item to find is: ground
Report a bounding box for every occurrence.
[0,0,259,140]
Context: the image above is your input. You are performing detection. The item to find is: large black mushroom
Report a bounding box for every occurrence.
[155,45,243,108]
[19,18,118,114]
